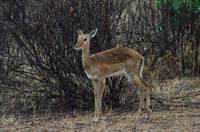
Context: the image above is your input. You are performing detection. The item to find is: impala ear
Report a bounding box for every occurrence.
[89,28,98,38]
[77,30,84,36]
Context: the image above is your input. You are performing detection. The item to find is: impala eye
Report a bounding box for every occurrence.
[83,38,87,41]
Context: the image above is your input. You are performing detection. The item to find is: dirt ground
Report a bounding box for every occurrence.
[0,107,200,132]
[1,78,200,132]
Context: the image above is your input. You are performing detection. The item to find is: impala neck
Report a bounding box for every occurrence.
[82,44,91,65]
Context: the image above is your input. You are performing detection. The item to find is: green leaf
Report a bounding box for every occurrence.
[197,7,200,13]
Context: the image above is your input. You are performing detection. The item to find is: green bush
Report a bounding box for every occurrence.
[155,0,200,27]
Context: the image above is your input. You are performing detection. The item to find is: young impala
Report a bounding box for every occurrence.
[74,29,152,121]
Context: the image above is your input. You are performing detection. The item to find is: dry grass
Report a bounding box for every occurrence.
[0,77,200,132]
[0,107,199,132]
[0,115,18,127]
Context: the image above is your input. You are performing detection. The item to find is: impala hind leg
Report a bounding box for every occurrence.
[145,88,152,113]
[137,89,145,114]
[92,78,106,121]
[130,75,152,114]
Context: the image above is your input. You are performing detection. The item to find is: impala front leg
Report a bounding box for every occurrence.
[92,78,105,121]
[92,79,98,121]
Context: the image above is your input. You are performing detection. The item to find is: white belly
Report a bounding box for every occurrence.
[85,71,97,79]
[106,70,125,77]
[85,69,130,81]
[107,69,131,81]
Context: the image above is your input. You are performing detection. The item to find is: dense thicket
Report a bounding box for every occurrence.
[155,0,200,76]
[0,0,199,114]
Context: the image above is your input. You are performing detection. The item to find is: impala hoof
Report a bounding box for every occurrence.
[93,115,99,122]
[136,109,143,115]
[147,108,152,114]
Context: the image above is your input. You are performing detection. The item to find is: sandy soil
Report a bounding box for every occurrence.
[1,78,200,132]
[0,107,200,132]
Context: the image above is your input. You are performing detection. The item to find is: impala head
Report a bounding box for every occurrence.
[74,29,98,50]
